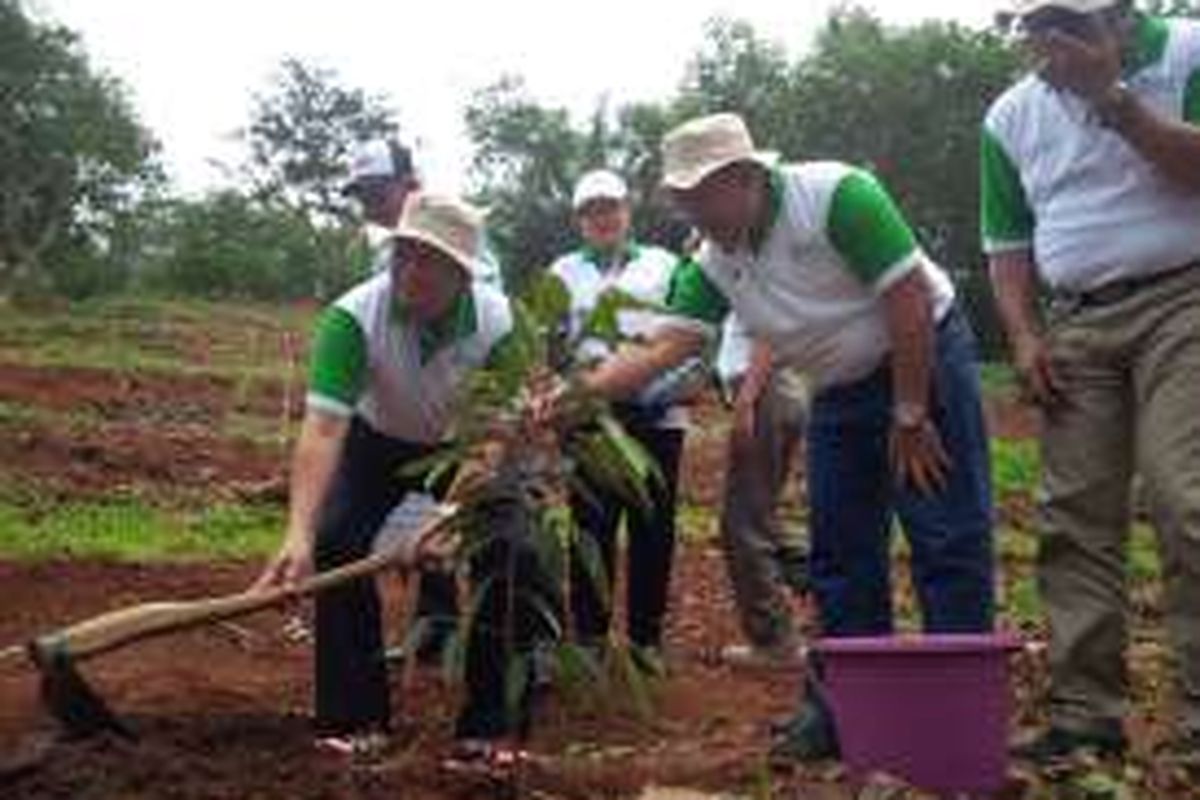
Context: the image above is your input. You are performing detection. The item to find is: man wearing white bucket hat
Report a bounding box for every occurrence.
[983,0,1200,765]
[558,112,995,762]
[254,193,554,766]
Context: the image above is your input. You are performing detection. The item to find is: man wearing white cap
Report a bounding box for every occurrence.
[255,193,554,764]
[342,138,503,287]
[549,169,699,673]
[342,138,419,235]
[563,113,995,761]
[983,0,1200,764]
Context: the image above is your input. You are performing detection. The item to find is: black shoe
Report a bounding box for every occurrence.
[769,694,840,764]
[1012,726,1127,766]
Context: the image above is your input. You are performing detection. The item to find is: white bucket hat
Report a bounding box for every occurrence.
[572,169,629,210]
[388,192,485,277]
[1010,0,1118,17]
[661,112,779,191]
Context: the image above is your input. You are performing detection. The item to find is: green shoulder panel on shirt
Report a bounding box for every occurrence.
[825,169,919,287]
[1186,68,1200,124]
[980,128,1034,249]
[665,256,730,325]
[308,306,368,408]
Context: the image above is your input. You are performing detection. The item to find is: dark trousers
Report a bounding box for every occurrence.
[455,498,562,740]
[806,308,995,637]
[568,408,684,650]
[313,417,557,740]
[312,418,457,734]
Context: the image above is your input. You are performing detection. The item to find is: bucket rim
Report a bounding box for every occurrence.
[813,632,1023,655]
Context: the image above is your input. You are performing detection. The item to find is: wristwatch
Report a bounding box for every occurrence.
[892,401,929,430]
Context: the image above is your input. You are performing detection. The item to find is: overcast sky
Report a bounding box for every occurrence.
[34,1,995,195]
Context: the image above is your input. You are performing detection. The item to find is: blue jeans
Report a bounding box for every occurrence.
[806,308,995,637]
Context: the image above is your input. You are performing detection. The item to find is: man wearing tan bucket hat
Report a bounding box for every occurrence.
[984,0,1200,765]
[560,112,996,762]
[254,193,555,767]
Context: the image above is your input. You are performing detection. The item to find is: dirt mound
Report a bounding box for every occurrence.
[0,362,295,424]
[0,553,794,800]
[0,423,284,499]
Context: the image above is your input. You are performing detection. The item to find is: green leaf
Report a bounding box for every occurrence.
[577,287,656,348]
[571,525,612,617]
[504,652,533,726]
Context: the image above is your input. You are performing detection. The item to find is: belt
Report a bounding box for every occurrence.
[1056,260,1200,310]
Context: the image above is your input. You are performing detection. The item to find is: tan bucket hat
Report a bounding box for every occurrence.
[388,192,485,277]
[1010,0,1118,16]
[661,112,779,191]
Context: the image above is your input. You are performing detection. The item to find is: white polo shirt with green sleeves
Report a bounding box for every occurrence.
[306,270,513,444]
[550,242,681,365]
[664,162,955,391]
[981,14,1200,292]
[550,242,694,427]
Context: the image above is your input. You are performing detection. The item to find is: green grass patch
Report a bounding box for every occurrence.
[997,528,1038,562]
[0,400,43,428]
[991,438,1040,497]
[1006,573,1042,627]
[0,296,313,382]
[1128,524,1161,583]
[0,499,283,561]
[979,361,1018,397]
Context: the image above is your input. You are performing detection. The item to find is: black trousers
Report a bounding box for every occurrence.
[313,418,455,733]
[313,417,556,740]
[454,497,561,740]
[568,407,684,650]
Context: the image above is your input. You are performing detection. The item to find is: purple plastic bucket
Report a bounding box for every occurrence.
[814,633,1023,795]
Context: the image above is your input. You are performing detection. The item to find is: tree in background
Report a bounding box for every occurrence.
[141,58,396,301]
[782,10,1020,355]
[465,76,584,290]
[468,9,1021,354]
[142,193,367,301]
[242,57,397,225]
[0,0,157,301]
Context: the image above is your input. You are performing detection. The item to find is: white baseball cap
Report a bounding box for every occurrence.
[1010,0,1118,17]
[387,192,485,278]
[661,113,778,191]
[342,139,415,195]
[572,169,629,210]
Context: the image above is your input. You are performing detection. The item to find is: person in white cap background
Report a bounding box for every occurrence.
[254,192,556,766]
[552,113,995,762]
[549,168,701,674]
[342,137,504,287]
[984,0,1200,765]
[342,138,420,245]
[714,314,811,671]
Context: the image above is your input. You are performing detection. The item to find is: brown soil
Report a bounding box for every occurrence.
[0,552,799,800]
[0,362,294,424]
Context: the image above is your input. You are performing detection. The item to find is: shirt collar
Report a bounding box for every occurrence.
[581,240,641,271]
[393,286,478,364]
[747,168,785,256]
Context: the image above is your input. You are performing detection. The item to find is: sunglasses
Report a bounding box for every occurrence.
[347,179,394,206]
